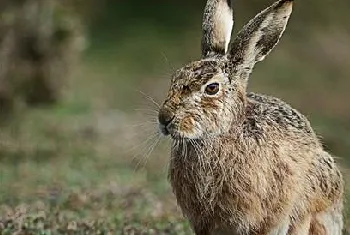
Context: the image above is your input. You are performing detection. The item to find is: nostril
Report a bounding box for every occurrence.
[158,108,175,126]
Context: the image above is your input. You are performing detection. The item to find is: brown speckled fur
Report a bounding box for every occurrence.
[158,0,344,234]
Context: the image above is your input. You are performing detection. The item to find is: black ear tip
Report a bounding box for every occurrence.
[275,0,294,9]
[280,0,294,4]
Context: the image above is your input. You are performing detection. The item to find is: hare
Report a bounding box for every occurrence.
[157,0,344,234]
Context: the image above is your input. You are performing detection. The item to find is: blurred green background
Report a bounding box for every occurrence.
[0,0,349,234]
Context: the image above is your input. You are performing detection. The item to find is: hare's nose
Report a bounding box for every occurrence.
[158,108,175,128]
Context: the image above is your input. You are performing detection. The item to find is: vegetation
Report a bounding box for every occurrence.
[0,0,350,233]
[0,0,83,117]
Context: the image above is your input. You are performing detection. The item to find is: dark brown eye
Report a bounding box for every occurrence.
[205,82,219,95]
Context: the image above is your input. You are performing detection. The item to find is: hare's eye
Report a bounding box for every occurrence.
[205,83,219,95]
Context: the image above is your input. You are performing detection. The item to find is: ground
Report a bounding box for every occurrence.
[0,105,192,234]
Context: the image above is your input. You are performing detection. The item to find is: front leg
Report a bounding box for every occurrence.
[194,228,210,235]
[286,216,311,235]
[267,217,291,235]
[193,224,212,235]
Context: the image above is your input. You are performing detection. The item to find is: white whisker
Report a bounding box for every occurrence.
[161,51,175,73]
[128,131,159,156]
[134,108,159,115]
[126,121,158,128]
[135,133,161,170]
[136,89,161,109]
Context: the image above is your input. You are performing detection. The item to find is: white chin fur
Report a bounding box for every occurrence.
[170,130,203,140]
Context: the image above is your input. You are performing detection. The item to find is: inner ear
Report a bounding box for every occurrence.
[201,0,234,58]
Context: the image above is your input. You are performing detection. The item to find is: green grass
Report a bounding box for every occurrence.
[0,100,191,234]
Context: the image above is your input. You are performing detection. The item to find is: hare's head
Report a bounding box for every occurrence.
[159,0,293,139]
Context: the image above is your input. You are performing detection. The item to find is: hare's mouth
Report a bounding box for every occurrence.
[170,125,203,140]
[159,123,170,136]
[159,123,198,140]
[158,114,201,139]
[158,116,175,136]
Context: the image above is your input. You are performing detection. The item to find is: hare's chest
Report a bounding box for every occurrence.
[168,154,246,225]
[168,150,276,231]
[168,156,221,221]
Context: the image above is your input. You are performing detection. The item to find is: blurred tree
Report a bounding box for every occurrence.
[0,0,84,118]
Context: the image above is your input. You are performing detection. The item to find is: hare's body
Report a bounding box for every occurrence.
[169,92,343,234]
[158,0,344,234]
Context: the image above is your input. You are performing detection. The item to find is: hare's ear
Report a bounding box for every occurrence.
[228,0,293,79]
[201,0,234,58]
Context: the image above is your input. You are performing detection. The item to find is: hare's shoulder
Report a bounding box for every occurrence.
[246,92,315,135]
